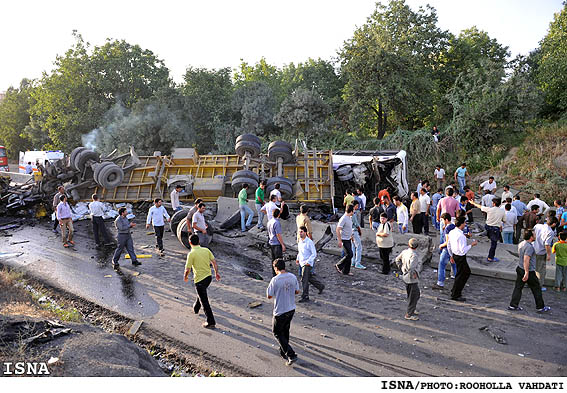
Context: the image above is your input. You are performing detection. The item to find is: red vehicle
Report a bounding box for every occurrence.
[0,146,9,171]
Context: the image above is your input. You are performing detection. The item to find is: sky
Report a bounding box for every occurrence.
[1,0,564,92]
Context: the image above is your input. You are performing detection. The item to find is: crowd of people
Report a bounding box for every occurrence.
[48,163,567,366]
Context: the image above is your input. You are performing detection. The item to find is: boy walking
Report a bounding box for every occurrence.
[267,258,300,365]
[395,238,422,321]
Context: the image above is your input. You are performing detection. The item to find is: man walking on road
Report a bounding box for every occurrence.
[296,205,313,241]
[238,184,254,232]
[470,197,505,262]
[296,226,324,302]
[255,180,267,230]
[146,198,171,256]
[184,234,221,329]
[192,203,209,247]
[112,207,141,269]
[447,216,478,302]
[268,208,286,277]
[336,205,355,275]
[376,213,394,275]
[56,195,74,248]
[89,194,113,247]
[508,230,550,313]
[267,258,300,365]
[533,217,555,291]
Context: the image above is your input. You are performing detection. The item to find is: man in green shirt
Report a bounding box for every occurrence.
[238,183,254,232]
[184,234,221,329]
[255,180,267,230]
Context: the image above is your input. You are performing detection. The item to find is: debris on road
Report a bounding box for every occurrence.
[479,325,507,345]
[128,320,144,336]
[248,301,262,309]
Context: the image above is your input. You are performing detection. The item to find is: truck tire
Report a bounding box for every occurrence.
[336,165,352,175]
[231,170,259,193]
[170,208,189,234]
[70,147,87,171]
[97,164,124,189]
[75,150,100,173]
[219,209,241,230]
[93,162,114,184]
[236,133,261,145]
[235,140,261,158]
[176,219,191,249]
[338,172,354,181]
[266,176,293,199]
[268,141,293,164]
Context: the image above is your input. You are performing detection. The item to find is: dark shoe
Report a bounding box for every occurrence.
[193,302,201,314]
[507,305,523,311]
[298,297,310,303]
[132,260,142,266]
[536,306,551,313]
[451,297,466,302]
[432,284,445,290]
[112,263,120,270]
[286,355,298,366]
[202,322,216,329]
[318,285,325,295]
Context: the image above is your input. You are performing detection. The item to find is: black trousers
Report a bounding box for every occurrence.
[514,222,523,244]
[379,247,392,274]
[510,267,545,309]
[406,283,420,316]
[194,275,215,325]
[92,216,111,245]
[153,225,165,251]
[336,239,353,275]
[53,214,59,230]
[301,265,324,299]
[270,244,283,276]
[451,254,471,299]
[272,309,296,359]
[420,212,429,234]
[486,225,500,260]
[412,214,423,234]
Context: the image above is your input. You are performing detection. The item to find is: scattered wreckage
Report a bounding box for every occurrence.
[1,135,408,250]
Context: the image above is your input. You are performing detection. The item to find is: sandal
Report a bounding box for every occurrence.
[63,243,70,248]
[404,314,419,321]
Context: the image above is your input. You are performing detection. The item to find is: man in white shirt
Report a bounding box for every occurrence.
[479,177,497,193]
[418,187,431,235]
[261,194,279,221]
[170,184,182,211]
[146,198,171,255]
[471,197,506,262]
[533,217,555,290]
[501,185,513,202]
[192,203,209,247]
[89,194,113,247]
[270,183,284,208]
[296,226,324,302]
[447,216,478,301]
[527,193,550,215]
[434,165,445,191]
[481,190,495,208]
[393,196,408,234]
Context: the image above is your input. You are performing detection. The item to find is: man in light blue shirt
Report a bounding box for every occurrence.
[431,188,443,230]
[296,226,324,302]
[512,194,527,244]
[146,198,171,255]
[454,163,468,194]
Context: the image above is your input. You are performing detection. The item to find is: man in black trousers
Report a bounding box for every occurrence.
[447,216,478,301]
[335,205,355,275]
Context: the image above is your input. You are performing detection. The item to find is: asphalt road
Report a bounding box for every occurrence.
[1,216,566,376]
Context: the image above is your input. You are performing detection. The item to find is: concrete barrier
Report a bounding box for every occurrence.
[215,196,258,224]
[0,171,33,184]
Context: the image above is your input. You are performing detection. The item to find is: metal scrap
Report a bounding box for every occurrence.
[479,325,507,345]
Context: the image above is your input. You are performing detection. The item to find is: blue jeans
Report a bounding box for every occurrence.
[352,231,362,265]
[486,225,500,260]
[430,207,439,230]
[255,203,265,228]
[503,231,514,244]
[398,223,408,234]
[437,248,457,286]
[240,204,254,231]
[457,176,466,194]
[372,222,380,231]
[556,265,567,288]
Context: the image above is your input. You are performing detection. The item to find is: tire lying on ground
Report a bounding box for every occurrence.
[266,176,293,200]
[70,147,87,171]
[235,134,261,158]
[268,141,294,164]
[231,169,259,193]
[219,209,242,230]
[170,209,189,234]
[97,163,124,189]
[74,149,100,173]
[93,161,114,184]
[176,219,191,249]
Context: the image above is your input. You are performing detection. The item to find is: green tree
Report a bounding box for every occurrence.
[232,81,277,137]
[0,79,35,158]
[535,2,567,116]
[182,67,234,153]
[340,0,450,138]
[274,87,329,144]
[30,32,171,151]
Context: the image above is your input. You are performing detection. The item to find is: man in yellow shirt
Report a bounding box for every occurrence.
[184,234,221,329]
[296,205,313,241]
[343,190,355,208]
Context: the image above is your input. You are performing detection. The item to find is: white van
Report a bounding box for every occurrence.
[19,151,65,173]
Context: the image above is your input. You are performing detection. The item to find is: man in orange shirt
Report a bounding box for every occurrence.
[464,186,475,203]
[378,188,391,203]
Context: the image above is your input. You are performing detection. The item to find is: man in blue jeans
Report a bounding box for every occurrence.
[454,163,468,194]
[471,197,506,262]
[238,183,254,232]
[432,213,457,290]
